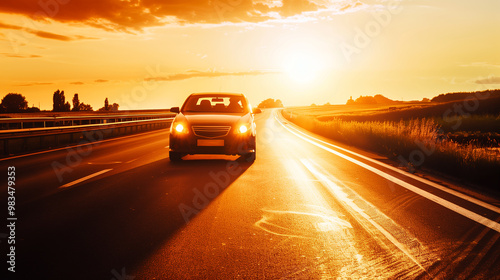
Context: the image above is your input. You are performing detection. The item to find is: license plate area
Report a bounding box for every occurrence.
[197,139,224,146]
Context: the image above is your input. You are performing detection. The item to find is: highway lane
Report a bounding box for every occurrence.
[2,109,499,279]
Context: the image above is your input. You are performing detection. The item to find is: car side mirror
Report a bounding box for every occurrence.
[252,107,262,114]
[170,107,180,114]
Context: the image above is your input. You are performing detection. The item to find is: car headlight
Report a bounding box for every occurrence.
[175,124,184,133]
[172,122,188,134]
[238,124,248,134]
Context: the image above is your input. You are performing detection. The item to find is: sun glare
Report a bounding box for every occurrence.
[283,48,324,84]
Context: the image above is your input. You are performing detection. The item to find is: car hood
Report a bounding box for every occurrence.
[180,113,249,126]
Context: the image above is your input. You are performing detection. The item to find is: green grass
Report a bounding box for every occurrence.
[283,110,500,190]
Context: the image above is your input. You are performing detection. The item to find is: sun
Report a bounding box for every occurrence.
[283,48,324,84]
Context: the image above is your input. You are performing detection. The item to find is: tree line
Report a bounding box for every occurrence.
[257,98,283,108]
[0,90,119,113]
[430,89,500,103]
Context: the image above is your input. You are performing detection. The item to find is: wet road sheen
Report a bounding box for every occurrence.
[3,109,500,279]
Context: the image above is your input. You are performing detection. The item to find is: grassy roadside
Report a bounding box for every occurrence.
[282,109,500,191]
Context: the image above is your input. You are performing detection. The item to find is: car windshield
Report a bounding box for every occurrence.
[182,95,249,113]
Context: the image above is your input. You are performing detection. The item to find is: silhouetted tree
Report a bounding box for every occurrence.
[373,94,396,104]
[52,89,70,112]
[72,94,80,111]
[354,96,377,104]
[346,95,397,105]
[1,93,28,113]
[79,103,93,111]
[53,90,61,111]
[346,96,355,105]
[431,90,500,103]
[110,103,119,111]
[64,101,71,112]
[98,99,118,112]
[258,98,284,108]
[26,106,41,113]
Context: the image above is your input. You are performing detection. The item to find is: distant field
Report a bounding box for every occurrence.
[284,97,500,191]
[289,97,500,125]
[287,102,430,119]
[288,97,500,143]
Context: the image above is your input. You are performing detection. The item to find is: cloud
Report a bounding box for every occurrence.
[145,69,278,82]
[0,0,360,31]
[70,80,109,84]
[278,0,324,17]
[475,75,500,84]
[16,82,54,86]
[1,52,41,58]
[0,21,98,41]
[32,29,73,41]
[460,62,500,69]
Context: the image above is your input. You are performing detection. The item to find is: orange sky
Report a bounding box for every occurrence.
[1,0,499,110]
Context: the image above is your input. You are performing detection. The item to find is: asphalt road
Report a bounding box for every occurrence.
[1,109,499,279]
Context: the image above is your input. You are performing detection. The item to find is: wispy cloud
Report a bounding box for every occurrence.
[0,21,98,41]
[145,69,278,82]
[1,52,41,58]
[16,82,54,86]
[475,75,500,84]
[70,80,110,85]
[461,62,500,68]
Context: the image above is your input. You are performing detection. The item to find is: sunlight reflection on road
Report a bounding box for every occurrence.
[253,143,436,278]
[255,208,353,239]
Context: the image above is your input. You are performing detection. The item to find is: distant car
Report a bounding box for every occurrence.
[169,93,257,162]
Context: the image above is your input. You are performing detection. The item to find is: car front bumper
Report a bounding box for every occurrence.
[169,133,255,155]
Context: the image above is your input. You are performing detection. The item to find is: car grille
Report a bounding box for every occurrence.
[192,126,231,138]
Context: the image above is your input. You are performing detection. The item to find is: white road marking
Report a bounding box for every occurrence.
[59,169,113,189]
[277,111,500,214]
[276,111,500,233]
[301,158,429,273]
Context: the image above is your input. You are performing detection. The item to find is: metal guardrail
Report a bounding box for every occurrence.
[0,114,176,157]
[0,113,174,130]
